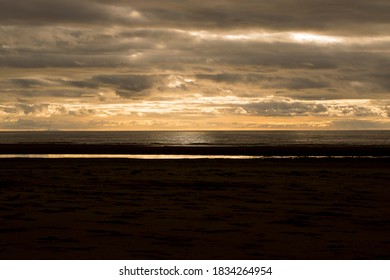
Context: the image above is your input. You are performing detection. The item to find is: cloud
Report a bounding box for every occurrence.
[0,117,103,130]
[239,98,390,118]
[8,78,47,88]
[332,119,390,130]
[197,74,330,90]
[1,119,51,129]
[107,0,390,35]
[0,73,157,102]
[1,24,389,96]
[1,0,389,130]
[242,98,327,116]
[1,103,62,116]
[0,0,144,25]
[91,75,155,98]
[265,78,330,90]
[0,0,389,36]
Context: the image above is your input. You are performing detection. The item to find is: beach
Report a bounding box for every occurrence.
[1,152,390,259]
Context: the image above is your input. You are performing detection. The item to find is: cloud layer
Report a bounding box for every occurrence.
[0,0,389,129]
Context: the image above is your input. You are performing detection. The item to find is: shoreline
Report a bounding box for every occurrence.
[1,143,390,156]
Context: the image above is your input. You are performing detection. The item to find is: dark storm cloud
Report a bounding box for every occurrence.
[370,73,390,91]
[265,78,330,90]
[235,98,390,118]
[90,75,155,98]
[0,53,131,68]
[242,100,327,116]
[196,74,265,84]
[0,73,157,101]
[8,78,47,88]
[6,75,155,99]
[197,74,329,90]
[1,0,389,35]
[0,0,142,25]
[0,0,103,24]
[103,0,390,34]
[191,40,390,98]
[0,77,99,100]
[4,30,389,100]
[0,78,47,95]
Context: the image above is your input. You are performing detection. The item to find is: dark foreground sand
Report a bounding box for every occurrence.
[1,157,390,259]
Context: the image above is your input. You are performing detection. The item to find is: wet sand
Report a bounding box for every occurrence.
[1,143,390,156]
[1,156,390,259]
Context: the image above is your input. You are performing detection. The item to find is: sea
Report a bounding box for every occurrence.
[1,130,390,146]
[1,130,390,159]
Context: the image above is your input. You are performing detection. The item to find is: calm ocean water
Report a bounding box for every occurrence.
[1,130,390,146]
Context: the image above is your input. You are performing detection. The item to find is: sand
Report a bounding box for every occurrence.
[1,154,390,260]
[1,143,390,156]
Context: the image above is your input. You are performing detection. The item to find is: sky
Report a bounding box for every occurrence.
[0,0,389,130]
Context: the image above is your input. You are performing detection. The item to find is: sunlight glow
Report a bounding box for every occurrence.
[188,30,344,44]
[156,28,390,47]
[291,33,343,44]
[2,97,389,119]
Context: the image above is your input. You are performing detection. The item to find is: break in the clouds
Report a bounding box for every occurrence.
[0,0,389,130]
